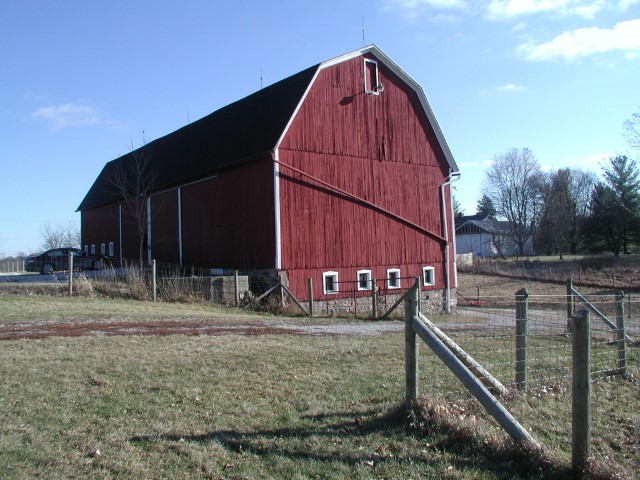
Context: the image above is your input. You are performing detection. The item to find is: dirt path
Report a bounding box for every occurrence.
[2,272,632,341]
[0,319,403,341]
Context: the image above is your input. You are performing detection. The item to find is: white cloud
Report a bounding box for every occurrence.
[619,0,640,10]
[497,83,526,91]
[384,0,468,19]
[391,0,468,8]
[485,0,617,20]
[518,19,640,60]
[30,103,100,131]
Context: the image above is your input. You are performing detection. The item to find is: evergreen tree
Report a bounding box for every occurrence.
[603,155,640,254]
[585,156,640,255]
[585,183,624,255]
[475,194,496,218]
[453,196,465,218]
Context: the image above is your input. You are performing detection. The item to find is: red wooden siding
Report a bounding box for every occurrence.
[278,54,455,300]
[119,205,147,262]
[81,204,120,258]
[151,190,180,265]
[180,157,275,269]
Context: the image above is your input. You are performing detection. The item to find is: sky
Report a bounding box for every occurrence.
[1,0,639,257]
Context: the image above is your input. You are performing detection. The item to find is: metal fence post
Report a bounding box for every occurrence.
[616,291,627,377]
[404,277,420,405]
[371,278,377,319]
[572,309,591,472]
[152,259,157,302]
[234,270,240,307]
[308,277,314,318]
[68,251,74,297]
[515,288,528,391]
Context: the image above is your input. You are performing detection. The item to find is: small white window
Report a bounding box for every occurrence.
[84,245,89,254]
[357,269,372,291]
[100,243,106,256]
[323,271,339,294]
[108,242,115,257]
[387,268,401,289]
[364,58,381,95]
[91,244,96,255]
[422,266,435,286]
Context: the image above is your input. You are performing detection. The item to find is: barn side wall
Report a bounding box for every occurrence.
[81,204,121,260]
[180,157,276,269]
[82,156,276,270]
[151,189,180,265]
[278,53,455,303]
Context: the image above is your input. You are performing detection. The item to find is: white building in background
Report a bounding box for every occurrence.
[455,215,533,258]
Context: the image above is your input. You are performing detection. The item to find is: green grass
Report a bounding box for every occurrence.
[1,295,638,479]
[0,293,311,324]
[0,294,222,322]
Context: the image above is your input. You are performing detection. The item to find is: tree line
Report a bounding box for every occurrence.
[472,108,640,257]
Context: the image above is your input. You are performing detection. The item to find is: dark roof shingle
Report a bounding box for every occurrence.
[78,64,319,211]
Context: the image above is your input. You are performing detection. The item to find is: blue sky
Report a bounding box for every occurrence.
[1,0,639,256]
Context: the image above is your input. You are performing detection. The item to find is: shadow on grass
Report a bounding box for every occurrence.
[129,403,618,479]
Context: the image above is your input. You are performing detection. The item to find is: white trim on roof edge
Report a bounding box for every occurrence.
[273,45,457,173]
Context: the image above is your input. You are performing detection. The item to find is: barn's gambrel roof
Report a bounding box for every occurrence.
[78,45,457,211]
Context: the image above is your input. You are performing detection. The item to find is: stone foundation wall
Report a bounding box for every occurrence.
[310,288,456,318]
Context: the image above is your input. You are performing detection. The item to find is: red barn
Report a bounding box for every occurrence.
[78,45,459,310]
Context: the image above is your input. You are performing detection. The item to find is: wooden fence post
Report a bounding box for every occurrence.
[566,277,574,333]
[572,309,591,472]
[68,251,74,297]
[152,259,157,302]
[308,277,314,318]
[371,278,377,319]
[515,288,528,391]
[404,277,420,405]
[616,291,627,377]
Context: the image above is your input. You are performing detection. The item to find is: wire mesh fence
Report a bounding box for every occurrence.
[416,289,639,459]
[0,258,25,274]
[460,255,639,290]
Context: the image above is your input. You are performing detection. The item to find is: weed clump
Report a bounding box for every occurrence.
[408,399,628,479]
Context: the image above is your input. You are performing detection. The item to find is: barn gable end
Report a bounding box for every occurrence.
[275,48,458,303]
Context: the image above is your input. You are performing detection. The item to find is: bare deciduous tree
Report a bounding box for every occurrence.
[623,108,640,150]
[40,221,80,250]
[110,137,159,265]
[482,147,544,256]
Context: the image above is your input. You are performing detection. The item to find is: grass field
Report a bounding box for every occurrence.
[1,295,638,479]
